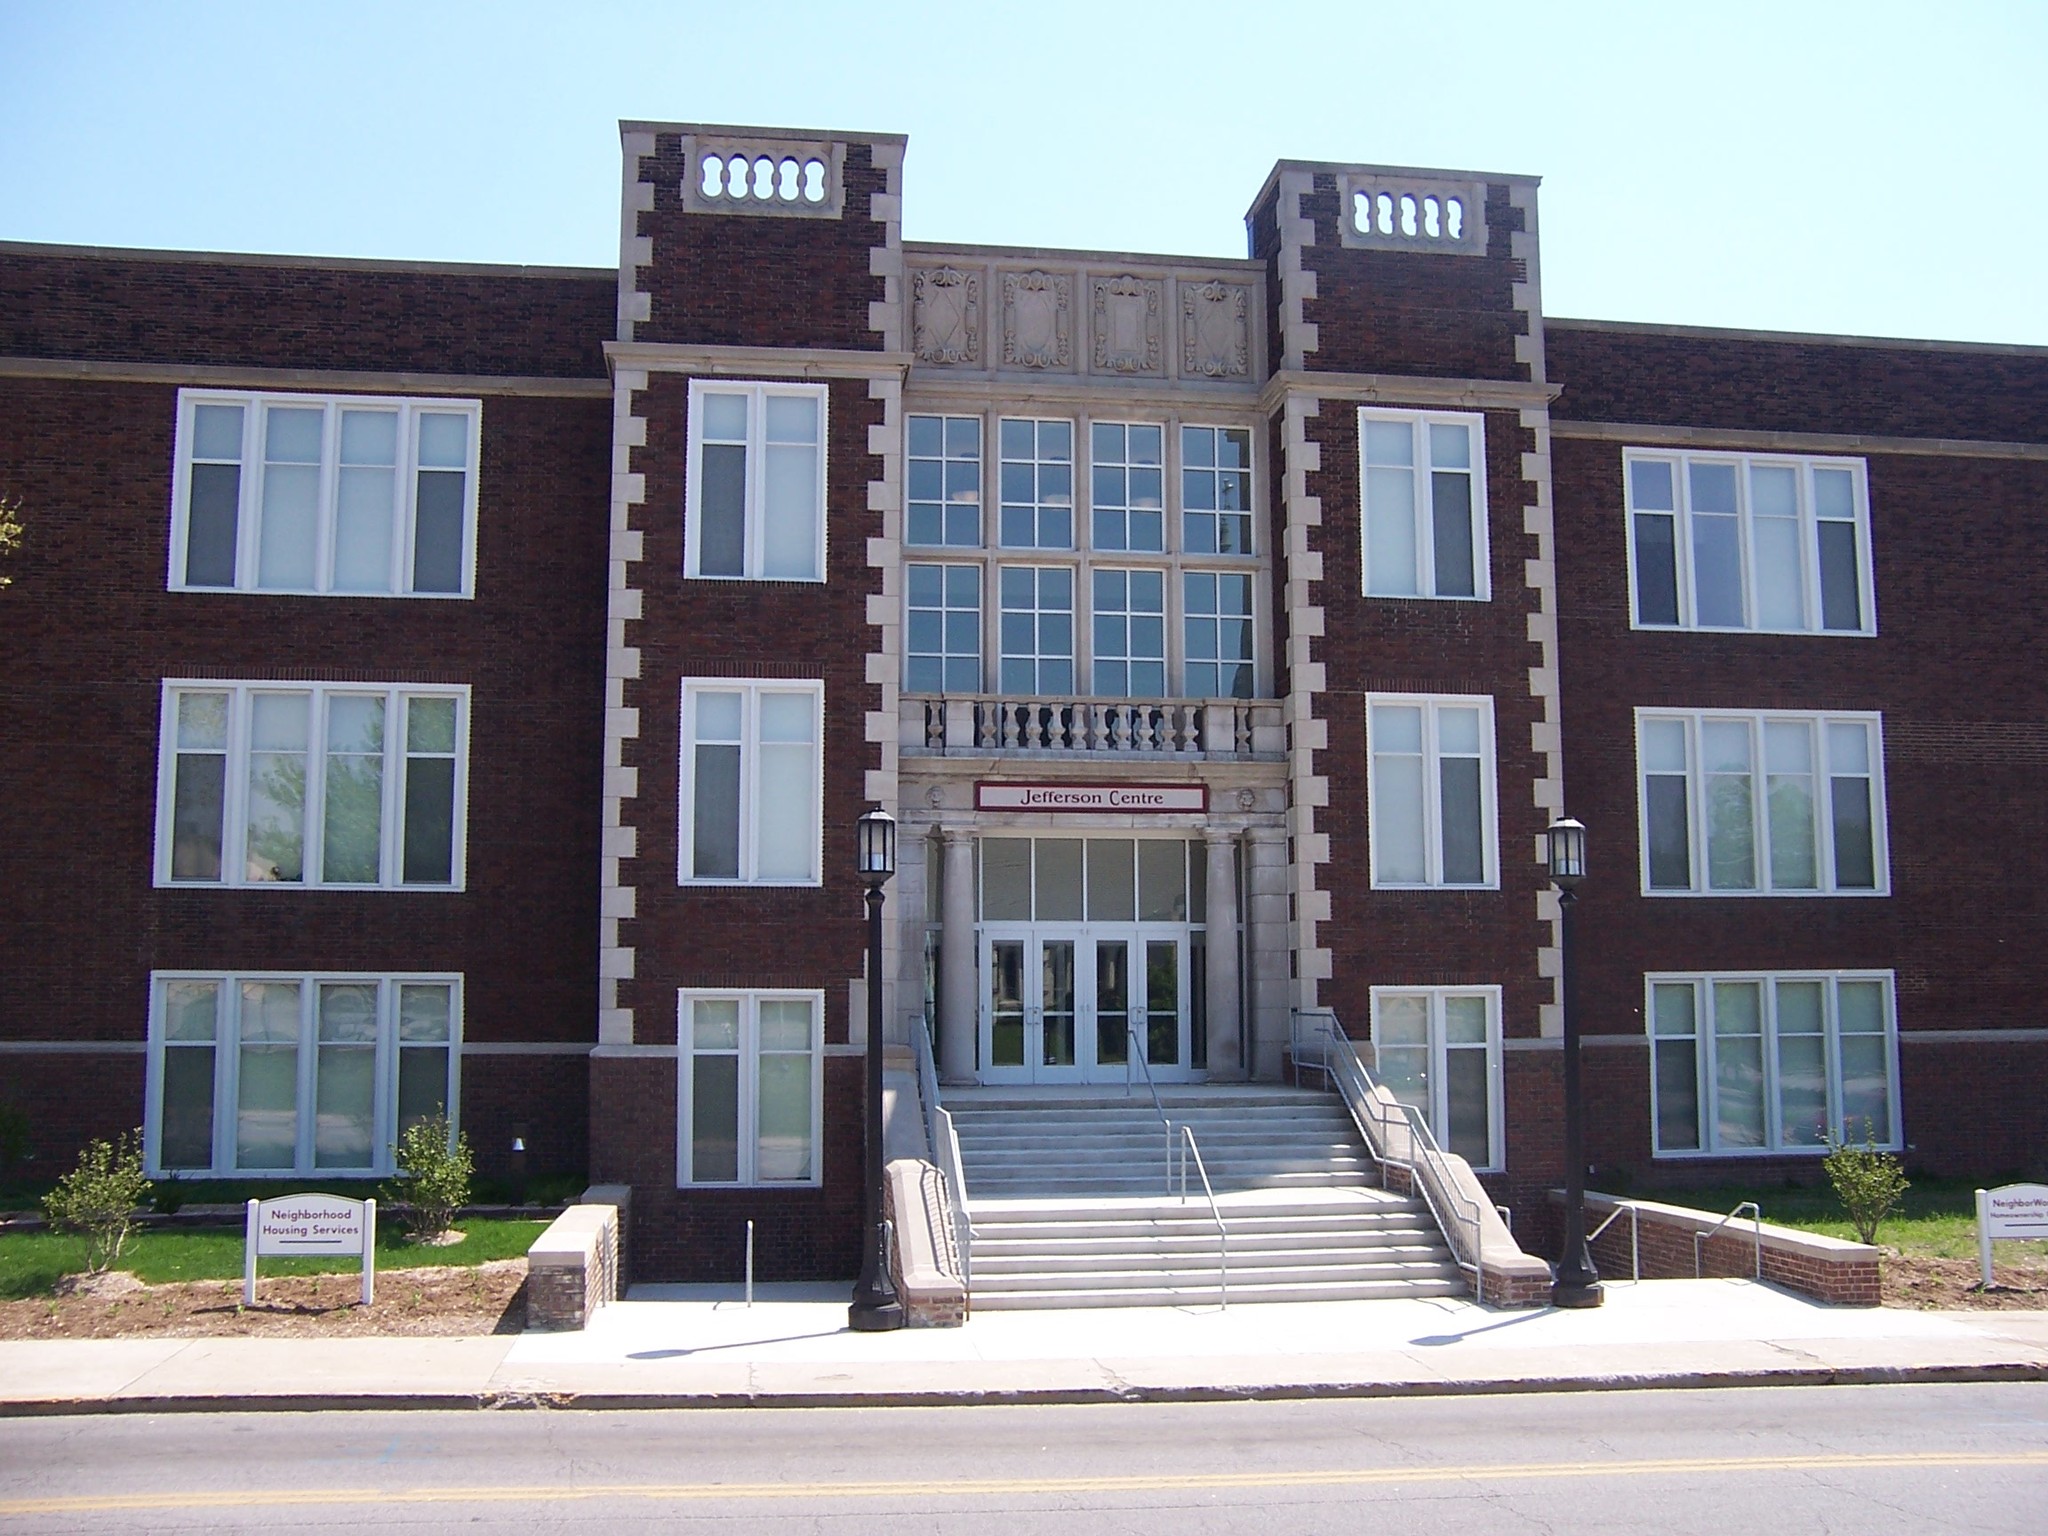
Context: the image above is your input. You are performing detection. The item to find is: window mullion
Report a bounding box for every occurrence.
[746,394,767,579]
[1414,420,1436,598]
[1822,977,1846,1143]
[1422,704,1442,885]
[383,688,404,888]
[1429,994,1449,1146]
[740,693,760,882]
[376,980,396,1176]
[293,979,315,1175]
[305,688,328,886]
[1762,981,1783,1151]
[740,996,759,1185]
[395,404,416,597]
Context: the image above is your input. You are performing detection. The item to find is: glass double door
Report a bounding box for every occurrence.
[981,926,1192,1084]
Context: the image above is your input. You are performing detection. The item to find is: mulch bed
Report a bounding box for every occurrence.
[0,1259,526,1339]
[1880,1253,2048,1311]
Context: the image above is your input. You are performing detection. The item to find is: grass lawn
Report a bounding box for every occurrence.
[0,1217,547,1301]
[1633,1176,2048,1262]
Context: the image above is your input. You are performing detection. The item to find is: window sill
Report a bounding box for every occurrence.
[1640,888,1890,899]
[167,584,474,601]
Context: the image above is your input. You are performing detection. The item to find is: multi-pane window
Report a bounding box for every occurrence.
[1649,973,1898,1155]
[1360,409,1486,599]
[1181,426,1254,555]
[1637,710,1885,895]
[686,381,826,581]
[147,972,458,1177]
[1091,569,1166,696]
[170,391,478,597]
[998,566,1075,693]
[157,683,467,889]
[906,564,981,692]
[900,410,1260,701]
[1183,572,1254,698]
[907,414,981,547]
[1367,695,1497,888]
[680,681,822,884]
[679,991,822,1186]
[1090,423,1164,552]
[1626,451,1873,634]
[998,418,1075,548]
[1370,988,1501,1170]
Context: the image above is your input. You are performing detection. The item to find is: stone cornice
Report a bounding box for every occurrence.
[603,340,912,381]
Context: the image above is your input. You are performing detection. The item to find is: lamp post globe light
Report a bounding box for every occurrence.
[1546,816,1602,1308]
[849,808,906,1331]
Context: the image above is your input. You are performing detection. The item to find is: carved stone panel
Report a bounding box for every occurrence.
[1092,275,1163,375]
[912,266,981,366]
[1001,270,1073,370]
[1181,281,1251,379]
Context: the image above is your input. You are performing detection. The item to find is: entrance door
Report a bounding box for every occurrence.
[981,927,1191,1085]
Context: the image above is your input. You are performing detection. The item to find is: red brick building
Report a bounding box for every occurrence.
[3,121,2041,1282]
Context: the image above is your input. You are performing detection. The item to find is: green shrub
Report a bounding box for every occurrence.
[42,1131,154,1273]
[1824,1119,1911,1245]
[383,1115,472,1240]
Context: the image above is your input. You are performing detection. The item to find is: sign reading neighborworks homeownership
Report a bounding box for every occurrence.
[1977,1183,2048,1287]
[244,1194,375,1306]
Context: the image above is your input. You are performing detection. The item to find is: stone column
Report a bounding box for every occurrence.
[939,829,978,1084]
[1204,829,1244,1079]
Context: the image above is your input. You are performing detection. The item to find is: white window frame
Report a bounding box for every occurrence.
[678,679,824,886]
[1358,407,1490,601]
[1623,449,1876,635]
[1366,693,1500,890]
[1646,971,1901,1157]
[143,970,462,1179]
[906,412,983,549]
[168,389,481,598]
[1634,709,1889,897]
[1368,986,1504,1171]
[905,561,983,693]
[154,680,471,890]
[684,379,829,582]
[677,988,825,1188]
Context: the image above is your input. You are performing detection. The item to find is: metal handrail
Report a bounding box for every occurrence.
[1291,1009,1488,1300]
[1587,1202,1641,1282]
[1693,1200,1762,1280]
[910,1016,972,1287]
[1174,1123,1228,1309]
[1124,1016,1177,1195]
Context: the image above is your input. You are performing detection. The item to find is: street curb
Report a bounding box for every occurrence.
[3,1360,2043,1417]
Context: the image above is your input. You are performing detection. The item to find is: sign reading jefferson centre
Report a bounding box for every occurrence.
[976,782,1208,813]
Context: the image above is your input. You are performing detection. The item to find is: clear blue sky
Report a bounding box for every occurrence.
[3,0,2044,345]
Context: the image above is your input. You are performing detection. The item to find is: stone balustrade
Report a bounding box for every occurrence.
[904,695,1283,760]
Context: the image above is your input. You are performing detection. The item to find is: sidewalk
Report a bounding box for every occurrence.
[3,1279,2044,1415]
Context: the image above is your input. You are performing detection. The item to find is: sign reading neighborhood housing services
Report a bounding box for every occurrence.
[246,1193,375,1306]
[976,782,1208,813]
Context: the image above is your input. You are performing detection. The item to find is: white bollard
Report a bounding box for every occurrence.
[745,1219,754,1308]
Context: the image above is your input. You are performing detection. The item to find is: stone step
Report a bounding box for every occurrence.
[972,1243,1457,1277]
[970,1274,1471,1310]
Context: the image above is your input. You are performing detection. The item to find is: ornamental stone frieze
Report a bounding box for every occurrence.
[1181,280,1250,378]
[912,266,980,366]
[1001,269,1074,370]
[1092,274,1163,375]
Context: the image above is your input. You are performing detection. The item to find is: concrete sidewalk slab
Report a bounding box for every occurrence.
[2,1280,2043,1414]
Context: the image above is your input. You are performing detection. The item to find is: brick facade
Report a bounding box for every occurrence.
[4,122,2043,1288]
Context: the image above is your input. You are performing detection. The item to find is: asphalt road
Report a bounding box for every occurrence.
[2,1383,2045,1533]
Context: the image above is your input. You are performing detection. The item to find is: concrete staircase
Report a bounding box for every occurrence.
[948,1087,1467,1310]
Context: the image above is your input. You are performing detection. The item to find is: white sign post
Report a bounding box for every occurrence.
[1976,1183,2048,1288]
[244,1194,376,1307]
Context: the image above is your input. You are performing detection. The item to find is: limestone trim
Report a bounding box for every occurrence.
[0,357,610,397]
[617,128,656,342]
[599,364,649,1047]
[1281,391,1331,1013]
[1274,170,1319,372]
[867,139,906,356]
[1509,181,1547,388]
[1339,173,1489,258]
[1258,370,1557,415]
[1551,418,2048,463]
[865,369,906,1046]
[0,1040,147,1054]
[0,237,612,282]
[1549,313,2048,360]
[905,374,1261,412]
[604,341,911,381]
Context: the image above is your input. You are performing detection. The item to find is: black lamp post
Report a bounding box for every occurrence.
[848,808,906,1332]
[1547,816,1602,1309]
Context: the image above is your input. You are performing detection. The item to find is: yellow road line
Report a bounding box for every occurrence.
[5,1450,2047,1515]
